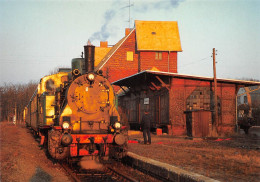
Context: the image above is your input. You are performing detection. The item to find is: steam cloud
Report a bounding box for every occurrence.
[90,0,185,43]
[135,0,185,12]
[90,10,116,42]
[79,156,104,170]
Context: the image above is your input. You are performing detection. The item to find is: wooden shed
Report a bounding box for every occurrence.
[113,70,260,137]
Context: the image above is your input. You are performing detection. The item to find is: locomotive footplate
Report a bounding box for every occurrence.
[70,134,114,157]
[71,134,114,144]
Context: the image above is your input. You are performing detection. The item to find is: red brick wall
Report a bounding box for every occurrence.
[218,83,237,135]
[101,31,138,84]
[101,30,178,84]
[169,78,237,136]
[140,51,177,73]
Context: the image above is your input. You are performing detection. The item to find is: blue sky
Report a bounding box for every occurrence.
[0,0,259,86]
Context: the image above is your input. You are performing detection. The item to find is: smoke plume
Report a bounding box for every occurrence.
[90,10,116,42]
[90,0,185,43]
[135,0,185,12]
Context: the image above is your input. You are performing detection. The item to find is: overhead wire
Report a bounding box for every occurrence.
[178,56,212,71]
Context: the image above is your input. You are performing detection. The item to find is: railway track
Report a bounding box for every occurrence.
[60,160,139,182]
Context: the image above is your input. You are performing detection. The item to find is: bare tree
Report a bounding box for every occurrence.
[0,81,37,122]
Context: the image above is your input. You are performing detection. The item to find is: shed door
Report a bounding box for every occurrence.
[194,111,210,137]
[155,90,169,125]
[129,99,137,123]
[160,91,169,124]
[186,112,192,137]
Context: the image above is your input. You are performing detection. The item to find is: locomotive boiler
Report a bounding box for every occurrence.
[24,43,128,161]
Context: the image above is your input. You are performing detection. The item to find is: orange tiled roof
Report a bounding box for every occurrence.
[135,20,182,51]
[95,47,112,66]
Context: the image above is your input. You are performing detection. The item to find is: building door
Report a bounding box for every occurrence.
[160,91,169,124]
[185,111,210,137]
[194,111,210,137]
[185,111,192,137]
[155,89,169,126]
[136,98,140,124]
[155,96,160,124]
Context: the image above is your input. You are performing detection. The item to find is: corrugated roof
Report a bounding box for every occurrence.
[113,70,260,87]
[135,20,182,51]
[95,47,111,66]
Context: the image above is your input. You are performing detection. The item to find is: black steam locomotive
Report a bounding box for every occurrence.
[24,43,128,161]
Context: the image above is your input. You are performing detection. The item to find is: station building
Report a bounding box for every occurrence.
[113,70,260,137]
[93,20,260,137]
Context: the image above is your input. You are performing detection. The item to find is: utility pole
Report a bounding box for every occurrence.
[213,48,218,135]
[14,103,17,125]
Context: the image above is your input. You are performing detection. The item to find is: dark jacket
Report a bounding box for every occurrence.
[141,113,152,130]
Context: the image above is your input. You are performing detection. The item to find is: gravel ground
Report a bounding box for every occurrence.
[1,121,259,182]
[128,131,260,182]
[0,121,71,182]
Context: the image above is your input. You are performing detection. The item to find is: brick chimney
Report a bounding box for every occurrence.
[100,41,108,47]
[125,28,132,36]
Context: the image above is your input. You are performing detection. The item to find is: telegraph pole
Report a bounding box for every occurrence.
[14,103,17,125]
[213,48,218,135]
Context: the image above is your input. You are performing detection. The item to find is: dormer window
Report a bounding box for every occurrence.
[155,52,162,60]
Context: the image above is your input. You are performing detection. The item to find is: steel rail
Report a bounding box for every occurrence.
[60,160,140,182]
[106,166,139,182]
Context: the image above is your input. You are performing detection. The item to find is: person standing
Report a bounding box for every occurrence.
[141,109,152,144]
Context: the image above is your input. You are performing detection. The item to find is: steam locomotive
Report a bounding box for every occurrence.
[24,43,128,160]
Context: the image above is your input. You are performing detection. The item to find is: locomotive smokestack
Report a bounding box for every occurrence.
[84,40,95,73]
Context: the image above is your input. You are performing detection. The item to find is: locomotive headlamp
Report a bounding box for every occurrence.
[73,69,80,76]
[114,122,121,129]
[62,122,70,129]
[87,73,95,81]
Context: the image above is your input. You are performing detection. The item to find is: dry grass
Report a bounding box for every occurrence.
[128,133,260,181]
